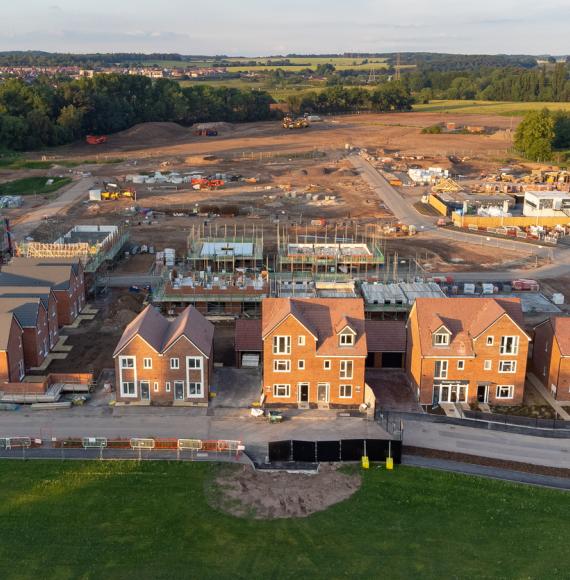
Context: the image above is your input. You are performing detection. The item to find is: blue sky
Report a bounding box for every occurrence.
[1,0,568,55]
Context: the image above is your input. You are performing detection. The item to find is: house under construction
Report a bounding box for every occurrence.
[276,224,385,278]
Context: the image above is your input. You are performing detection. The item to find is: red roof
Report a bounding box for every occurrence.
[365,320,407,352]
[235,319,262,352]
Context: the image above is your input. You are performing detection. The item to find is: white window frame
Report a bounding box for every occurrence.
[298,359,305,370]
[187,382,203,398]
[496,385,514,399]
[273,384,290,398]
[186,357,203,397]
[120,356,135,369]
[298,335,305,346]
[143,357,152,369]
[153,381,159,393]
[434,360,448,379]
[174,380,185,400]
[457,360,465,370]
[120,381,136,398]
[18,359,25,380]
[339,332,355,346]
[273,335,291,355]
[339,384,352,398]
[187,357,202,369]
[170,357,180,370]
[273,359,291,372]
[433,332,450,346]
[340,360,353,380]
[499,360,517,373]
[323,360,331,370]
[484,360,492,371]
[165,382,171,392]
[486,336,494,346]
[500,335,519,355]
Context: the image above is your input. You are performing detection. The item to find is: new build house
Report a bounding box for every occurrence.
[406,297,530,406]
[532,316,570,401]
[113,305,214,405]
[261,298,367,408]
[0,313,25,383]
[0,258,85,326]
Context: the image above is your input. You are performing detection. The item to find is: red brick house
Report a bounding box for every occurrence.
[113,305,214,405]
[406,297,530,406]
[532,316,570,401]
[261,298,367,408]
[0,258,85,326]
[0,313,25,383]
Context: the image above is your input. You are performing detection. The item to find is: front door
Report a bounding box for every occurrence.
[317,383,329,403]
[174,381,185,400]
[140,381,150,400]
[477,385,488,403]
[298,383,309,404]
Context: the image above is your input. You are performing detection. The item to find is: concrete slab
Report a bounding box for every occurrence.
[211,367,261,408]
[30,352,69,371]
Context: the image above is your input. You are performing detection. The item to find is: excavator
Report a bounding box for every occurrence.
[282,116,310,129]
[101,183,136,200]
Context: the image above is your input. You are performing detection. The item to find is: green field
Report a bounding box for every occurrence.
[0,461,566,579]
[0,176,72,196]
[414,99,570,116]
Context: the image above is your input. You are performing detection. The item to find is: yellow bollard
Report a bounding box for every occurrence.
[386,457,394,470]
[361,455,369,469]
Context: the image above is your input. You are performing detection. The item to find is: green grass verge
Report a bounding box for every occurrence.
[0,157,124,170]
[0,176,72,196]
[0,461,566,579]
[414,99,570,116]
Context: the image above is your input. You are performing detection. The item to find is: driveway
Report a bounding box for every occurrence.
[366,369,423,413]
[211,367,261,408]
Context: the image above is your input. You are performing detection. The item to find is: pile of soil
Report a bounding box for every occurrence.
[100,293,143,333]
[194,121,234,132]
[110,122,191,146]
[211,464,361,519]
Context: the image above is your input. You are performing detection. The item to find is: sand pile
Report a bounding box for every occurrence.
[211,464,361,519]
[110,122,190,146]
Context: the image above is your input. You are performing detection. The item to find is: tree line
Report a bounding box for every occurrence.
[514,109,570,162]
[0,75,273,151]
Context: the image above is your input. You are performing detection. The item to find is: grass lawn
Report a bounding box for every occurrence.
[0,461,566,580]
[0,156,124,170]
[414,99,570,116]
[0,176,72,196]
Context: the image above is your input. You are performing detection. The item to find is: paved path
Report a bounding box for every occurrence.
[527,373,570,421]
[10,177,95,241]
[403,455,570,490]
[402,420,570,468]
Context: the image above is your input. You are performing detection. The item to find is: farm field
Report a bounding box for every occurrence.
[0,461,566,579]
[414,99,570,116]
[0,176,72,196]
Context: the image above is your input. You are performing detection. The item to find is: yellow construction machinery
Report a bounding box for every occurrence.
[101,185,136,201]
[282,116,310,129]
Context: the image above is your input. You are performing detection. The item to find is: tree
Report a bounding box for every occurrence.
[553,111,570,149]
[514,109,555,161]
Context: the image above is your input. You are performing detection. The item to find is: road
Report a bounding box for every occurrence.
[10,177,95,241]
[402,421,570,469]
[350,155,570,281]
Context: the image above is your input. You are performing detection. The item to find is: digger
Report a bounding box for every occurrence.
[101,183,136,201]
[282,116,309,129]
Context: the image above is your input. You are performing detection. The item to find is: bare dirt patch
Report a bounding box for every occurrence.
[210,464,361,519]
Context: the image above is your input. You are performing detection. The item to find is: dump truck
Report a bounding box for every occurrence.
[86,135,107,145]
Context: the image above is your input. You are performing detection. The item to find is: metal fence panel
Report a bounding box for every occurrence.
[292,440,316,463]
[268,440,292,462]
[340,439,365,461]
[316,440,341,462]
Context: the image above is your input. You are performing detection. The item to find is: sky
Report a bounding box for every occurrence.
[1,0,569,55]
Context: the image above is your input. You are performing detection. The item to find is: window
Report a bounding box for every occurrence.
[457,360,465,370]
[273,384,290,398]
[484,360,492,371]
[433,332,450,346]
[153,382,159,392]
[273,336,291,355]
[143,358,152,369]
[486,336,494,346]
[121,382,136,397]
[323,360,331,370]
[500,336,519,355]
[339,332,355,346]
[339,384,352,398]
[340,360,353,379]
[496,385,514,399]
[188,382,203,397]
[273,359,291,372]
[166,382,171,392]
[434,360,448,379]
[298,360,305,370]
[187,357,202,369]
[170,358,180,370]
[298,335,305,346]
[120,357,134,369]
[499,360,517,373]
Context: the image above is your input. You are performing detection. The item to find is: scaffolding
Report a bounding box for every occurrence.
[187,224,264,273]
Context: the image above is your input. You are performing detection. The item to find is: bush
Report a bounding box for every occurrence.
[421,124,443,134]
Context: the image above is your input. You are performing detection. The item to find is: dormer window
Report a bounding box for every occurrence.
[339,332,355,346]
[433,331,450,346]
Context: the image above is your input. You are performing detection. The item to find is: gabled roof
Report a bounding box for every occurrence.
[0,285,55,310]
[412,297,528,357]
[365,320,406,352]
[235,319,263,352]
[0,312,21,351]
[261,298,367,356]
[0,296,44,328]
[0,258,81,291]
[113,305,213,358]
[550,316,570,356]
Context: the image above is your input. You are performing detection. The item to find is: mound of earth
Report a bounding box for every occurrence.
[211,464,361,519]
[110,122,190,146]
[100,293,143,333]
[193,121,234,132]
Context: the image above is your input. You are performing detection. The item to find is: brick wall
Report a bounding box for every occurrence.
[533,322,570,401]
[0,318,24,382]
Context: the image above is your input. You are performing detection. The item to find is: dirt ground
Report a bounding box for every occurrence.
[211,463,361,519]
